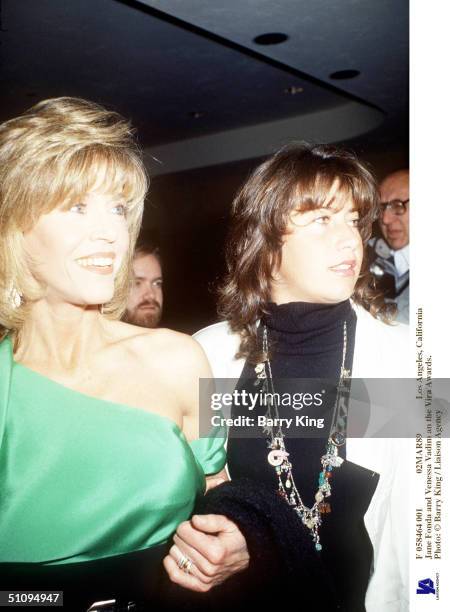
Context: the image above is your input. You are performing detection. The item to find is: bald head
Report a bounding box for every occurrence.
[379,169,409,250]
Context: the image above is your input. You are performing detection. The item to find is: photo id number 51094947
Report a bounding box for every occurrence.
[0,592,63,607]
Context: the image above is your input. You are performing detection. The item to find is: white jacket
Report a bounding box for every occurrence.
[194,303,410,612]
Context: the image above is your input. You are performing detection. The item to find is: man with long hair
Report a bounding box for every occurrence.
[124,239,163,328]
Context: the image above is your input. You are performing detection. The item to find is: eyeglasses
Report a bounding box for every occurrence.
[380,199,409,216]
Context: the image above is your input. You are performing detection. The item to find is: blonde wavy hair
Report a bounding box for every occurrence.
[0,97,148,342]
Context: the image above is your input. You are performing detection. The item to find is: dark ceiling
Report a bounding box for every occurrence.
[0,0,409,330]
[0,0,408,173]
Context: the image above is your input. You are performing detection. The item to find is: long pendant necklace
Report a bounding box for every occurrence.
[255,322,351,552]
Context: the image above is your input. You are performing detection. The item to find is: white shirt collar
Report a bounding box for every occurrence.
[391,244,409,277]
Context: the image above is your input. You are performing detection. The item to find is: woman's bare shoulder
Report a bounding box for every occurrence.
[104,320,210,374]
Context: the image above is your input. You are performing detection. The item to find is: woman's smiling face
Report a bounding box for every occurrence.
[271,182,363,305]
[23,191,130,307]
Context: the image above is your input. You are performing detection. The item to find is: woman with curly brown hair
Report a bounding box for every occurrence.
[169,144,409,612]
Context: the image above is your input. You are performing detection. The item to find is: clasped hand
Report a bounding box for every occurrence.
[163,490,249,592]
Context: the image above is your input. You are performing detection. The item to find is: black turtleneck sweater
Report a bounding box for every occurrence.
[227,300,379,612]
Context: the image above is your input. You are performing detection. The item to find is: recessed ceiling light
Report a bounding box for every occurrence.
[189,111,206,119]
[284,86,304,95]
[253,32,289,46]
[329,69,360,80]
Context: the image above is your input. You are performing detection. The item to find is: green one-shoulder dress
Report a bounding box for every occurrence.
[0,335,226,566]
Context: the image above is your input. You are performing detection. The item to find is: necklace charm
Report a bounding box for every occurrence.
[330,431,346,447]
[319,502,331,514]
[261,321,350,552]
[267,449,290,466]
[254,362,267,378]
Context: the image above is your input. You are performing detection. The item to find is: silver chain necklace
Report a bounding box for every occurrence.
[255,322,351,552]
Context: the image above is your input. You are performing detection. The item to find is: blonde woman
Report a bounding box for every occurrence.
[0,98,227,609]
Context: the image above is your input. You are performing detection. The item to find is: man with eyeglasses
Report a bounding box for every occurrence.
[369,169,409,323]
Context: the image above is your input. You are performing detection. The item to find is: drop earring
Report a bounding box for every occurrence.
[10,286,22,309]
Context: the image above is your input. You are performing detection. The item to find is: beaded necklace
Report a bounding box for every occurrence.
[255,322,351,552]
